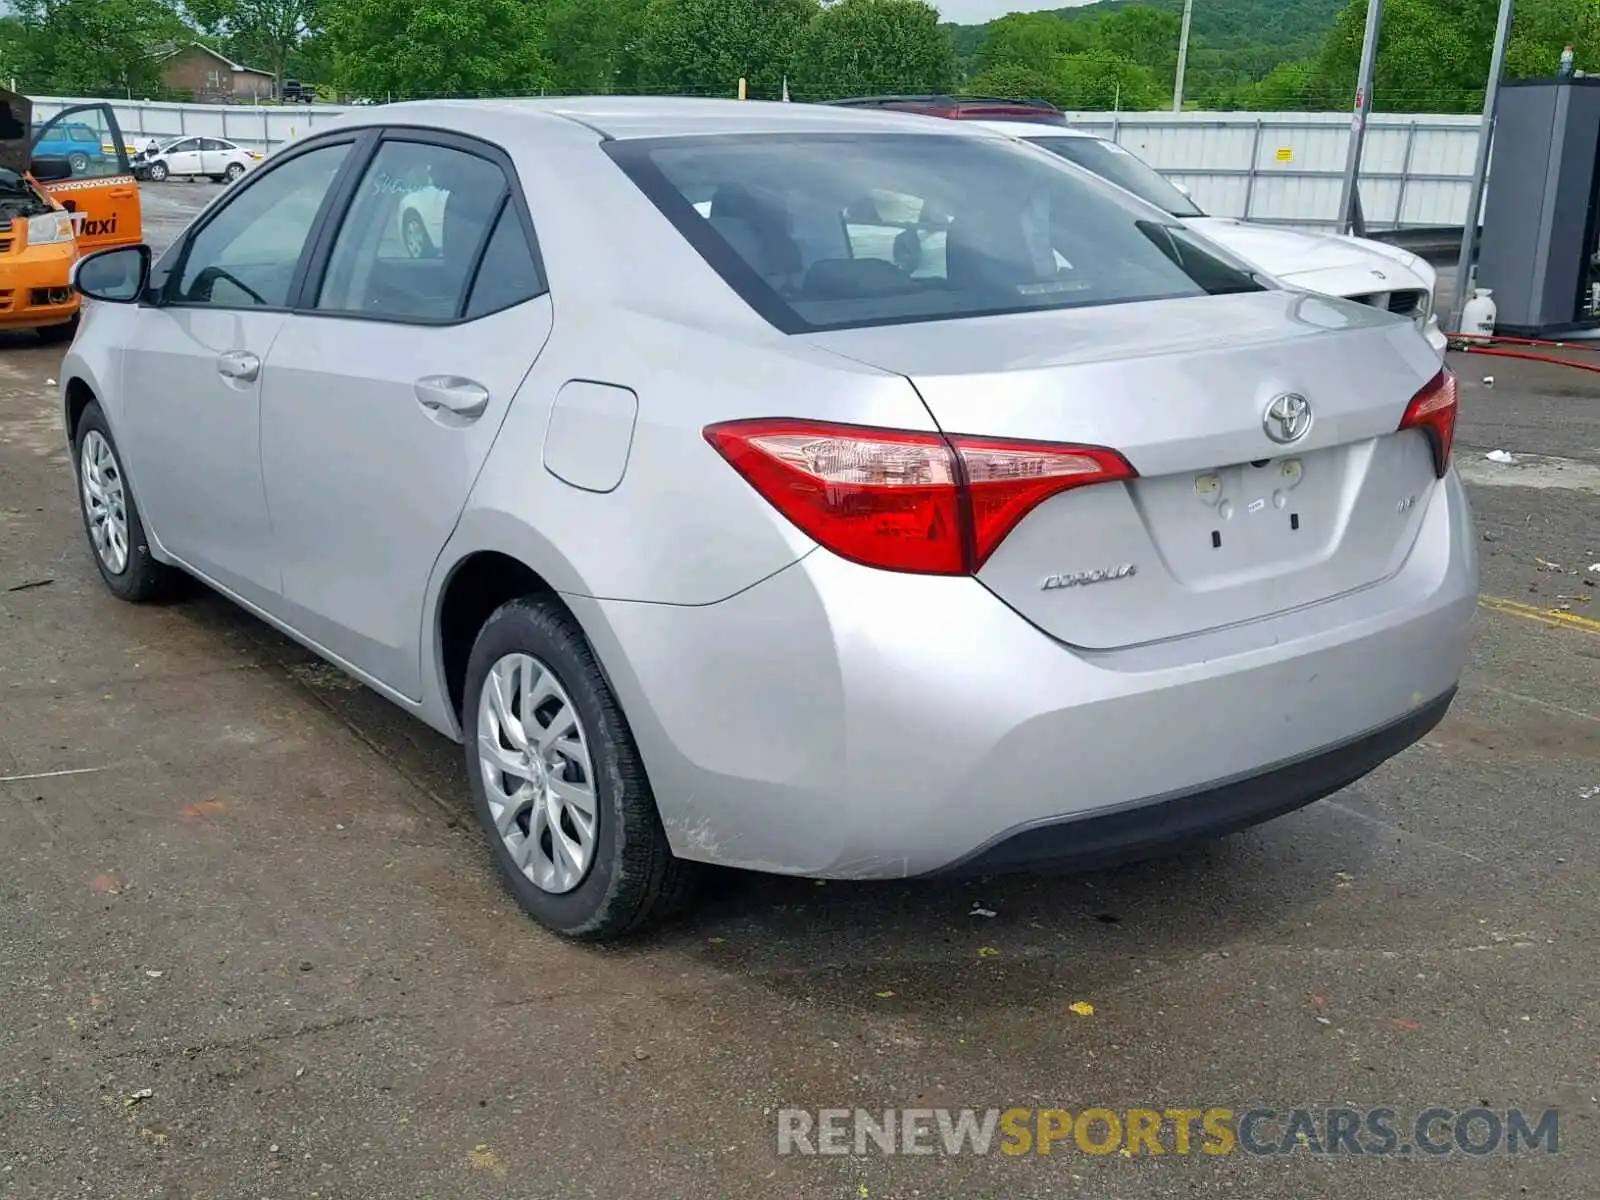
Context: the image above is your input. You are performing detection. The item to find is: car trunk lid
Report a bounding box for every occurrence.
[806,290,1446,649]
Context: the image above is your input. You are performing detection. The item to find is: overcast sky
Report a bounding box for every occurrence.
[938,0,1098,24]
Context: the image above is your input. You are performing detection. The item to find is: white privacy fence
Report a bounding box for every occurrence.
[33,97,1487,231]
[33,96,350,156]
[1069,110,1485,232]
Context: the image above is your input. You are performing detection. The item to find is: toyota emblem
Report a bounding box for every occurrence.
[1263,393,1313,444]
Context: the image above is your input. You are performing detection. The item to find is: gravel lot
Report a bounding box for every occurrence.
[0,182,1595,1198]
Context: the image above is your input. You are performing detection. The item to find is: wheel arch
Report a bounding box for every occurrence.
[426,513,598,739]
[64,376,97,446]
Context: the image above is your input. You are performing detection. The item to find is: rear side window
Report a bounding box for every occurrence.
[464,200,544,319]
[607,132,1263,333]
[1027,136,1204,219]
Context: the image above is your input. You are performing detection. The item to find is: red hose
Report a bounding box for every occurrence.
[1450,343,1600,374]
[1444,331,1600,353]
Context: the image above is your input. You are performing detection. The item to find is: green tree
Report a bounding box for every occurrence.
[1313,0,1491,112]
[963,62,1059,102]
[1056,48,1162,109]
[326,0,550,99]
[634,0,817,98]
[1244,58,1315,108]
[8,0,189,96]
[1088,5,1182,90]
[973,11,1086,75]
[543,0,650,94]
[790,0,954,100]
[187,0,318,92]
[1505,0,1600,78]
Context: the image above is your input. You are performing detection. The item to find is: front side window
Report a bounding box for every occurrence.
[609,132,1258,333]
[1025,136,1204,219]
[172,141,350,309]
[168,138,199,155]
[315,139,507,321]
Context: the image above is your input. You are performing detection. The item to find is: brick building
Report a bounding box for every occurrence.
[159,44,276,103]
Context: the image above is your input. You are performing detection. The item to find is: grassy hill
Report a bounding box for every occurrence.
[946,0,1346,85]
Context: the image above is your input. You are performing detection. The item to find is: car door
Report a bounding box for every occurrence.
[163,137,203,176]
[258,133,553,698]
[199,138,232,175]
[28,103,142,251]
[119,137,359,609]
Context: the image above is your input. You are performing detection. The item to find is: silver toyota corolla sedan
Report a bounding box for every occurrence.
[60,97,1477,940]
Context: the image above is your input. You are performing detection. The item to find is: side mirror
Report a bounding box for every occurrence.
[30,156,73,182]
[71,244,151,303]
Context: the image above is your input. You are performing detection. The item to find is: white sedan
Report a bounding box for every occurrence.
[137,136,262,183]
[397,183,448,258]
[970,121,1448,356]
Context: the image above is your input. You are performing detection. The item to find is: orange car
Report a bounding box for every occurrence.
[0,89,142,343]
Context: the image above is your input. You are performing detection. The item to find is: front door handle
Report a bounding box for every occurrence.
[415,376,490,420]
[216,350,260,382]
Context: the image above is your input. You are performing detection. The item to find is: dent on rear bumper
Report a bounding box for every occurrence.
[567,472,1478,879]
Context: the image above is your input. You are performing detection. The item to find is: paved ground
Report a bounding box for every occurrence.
[0,184,1596,1198]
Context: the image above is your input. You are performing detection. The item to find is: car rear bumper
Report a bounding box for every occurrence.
[569,470,1477,879]
[937,686,1454,877]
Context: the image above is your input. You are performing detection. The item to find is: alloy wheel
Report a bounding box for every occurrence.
[80,430,129,575]
[477,653,599,894]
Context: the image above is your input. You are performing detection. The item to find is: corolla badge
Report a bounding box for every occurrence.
[1263,392,1313,445]
[1041,563,1137,591]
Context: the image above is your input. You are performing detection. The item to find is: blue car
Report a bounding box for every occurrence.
[29,120,106,173]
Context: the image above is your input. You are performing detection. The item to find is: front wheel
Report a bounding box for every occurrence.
[74,401,176,602]
[67,151,89,173]
[463,598,696,940]
[147,161,168,182]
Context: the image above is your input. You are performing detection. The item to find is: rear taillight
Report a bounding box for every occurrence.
[1398,367,1458,478]
[703,419,1136,575]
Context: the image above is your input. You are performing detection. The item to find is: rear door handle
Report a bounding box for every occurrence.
[216,350,260,382]
[415,376,490,420]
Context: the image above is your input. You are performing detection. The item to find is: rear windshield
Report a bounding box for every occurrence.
[1025,135,1204,219]
[606,132,1261,333]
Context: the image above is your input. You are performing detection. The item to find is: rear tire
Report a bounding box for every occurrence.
[67,151,88,173]
[463,597,697,941]
[73,401,177,603]
[225,163,245,182]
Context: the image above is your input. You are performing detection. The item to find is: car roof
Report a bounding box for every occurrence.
[367,96,1008,142]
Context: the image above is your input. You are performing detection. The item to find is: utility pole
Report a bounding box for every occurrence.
[1448,0,1516,332]
[1172,0,1194,112]
[1336,0,1383,236]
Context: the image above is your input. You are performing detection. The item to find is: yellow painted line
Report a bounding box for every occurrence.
[1479,595,1600,635]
